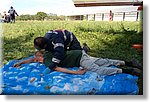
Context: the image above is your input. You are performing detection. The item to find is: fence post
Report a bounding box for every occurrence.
[86,15,88,21]
[123,12,125,21]
[136,12,139,21]
[112,13,114,21]
[102,13,104,21]
[93,14,95,21]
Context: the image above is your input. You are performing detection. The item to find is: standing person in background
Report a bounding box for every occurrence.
[8,6,19,23]
[109,10,113,21]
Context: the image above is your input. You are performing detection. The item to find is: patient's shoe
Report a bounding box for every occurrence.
[131,68,142,76]
[131,59,143,70]
[122,67,142,76]
[82,43,90,53]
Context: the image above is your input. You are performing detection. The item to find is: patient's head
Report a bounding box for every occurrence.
[34,51,44,63]
[35,51,43,57]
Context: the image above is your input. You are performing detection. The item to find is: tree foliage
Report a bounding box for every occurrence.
[16,14,36,21]
[16,12,66,21]
[35,12,47,20]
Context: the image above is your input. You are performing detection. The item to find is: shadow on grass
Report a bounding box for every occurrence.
[3,33,36,63]
[90,30,143,61]
[88,30,143,95]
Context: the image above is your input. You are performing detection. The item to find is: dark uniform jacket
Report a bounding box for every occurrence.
[44,29,82,70]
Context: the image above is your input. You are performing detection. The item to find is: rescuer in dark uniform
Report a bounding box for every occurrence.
[34,29,82,70]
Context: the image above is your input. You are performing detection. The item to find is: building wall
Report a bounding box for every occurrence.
[67,11,141,21]
[87,11,141,21]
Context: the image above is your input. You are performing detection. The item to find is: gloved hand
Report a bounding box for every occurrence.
[42,68,52,74]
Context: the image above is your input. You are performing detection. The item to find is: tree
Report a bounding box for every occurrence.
[35,12,47,20]
[15,12,66,21]
[16,14,30,21]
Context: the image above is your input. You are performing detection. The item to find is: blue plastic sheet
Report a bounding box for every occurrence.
[1,59,139,95]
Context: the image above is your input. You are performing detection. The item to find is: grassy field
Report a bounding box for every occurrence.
[2,20,143,94]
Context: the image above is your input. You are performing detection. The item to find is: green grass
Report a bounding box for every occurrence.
[2,20,143,94]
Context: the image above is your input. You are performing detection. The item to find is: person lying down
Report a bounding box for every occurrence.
[13,50,142,76]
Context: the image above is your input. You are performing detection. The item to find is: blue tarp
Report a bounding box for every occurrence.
[1,59,139,95]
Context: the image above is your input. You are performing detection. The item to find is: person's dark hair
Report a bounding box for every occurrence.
[34,37,47,49]
[10,6,13,9]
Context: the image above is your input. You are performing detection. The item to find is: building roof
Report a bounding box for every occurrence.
[73,0,143,7]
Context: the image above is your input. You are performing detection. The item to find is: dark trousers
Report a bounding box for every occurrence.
[10,14,15,23]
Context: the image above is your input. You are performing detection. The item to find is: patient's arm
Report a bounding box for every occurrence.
[54,67,87,75]
[13,58,35,68]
